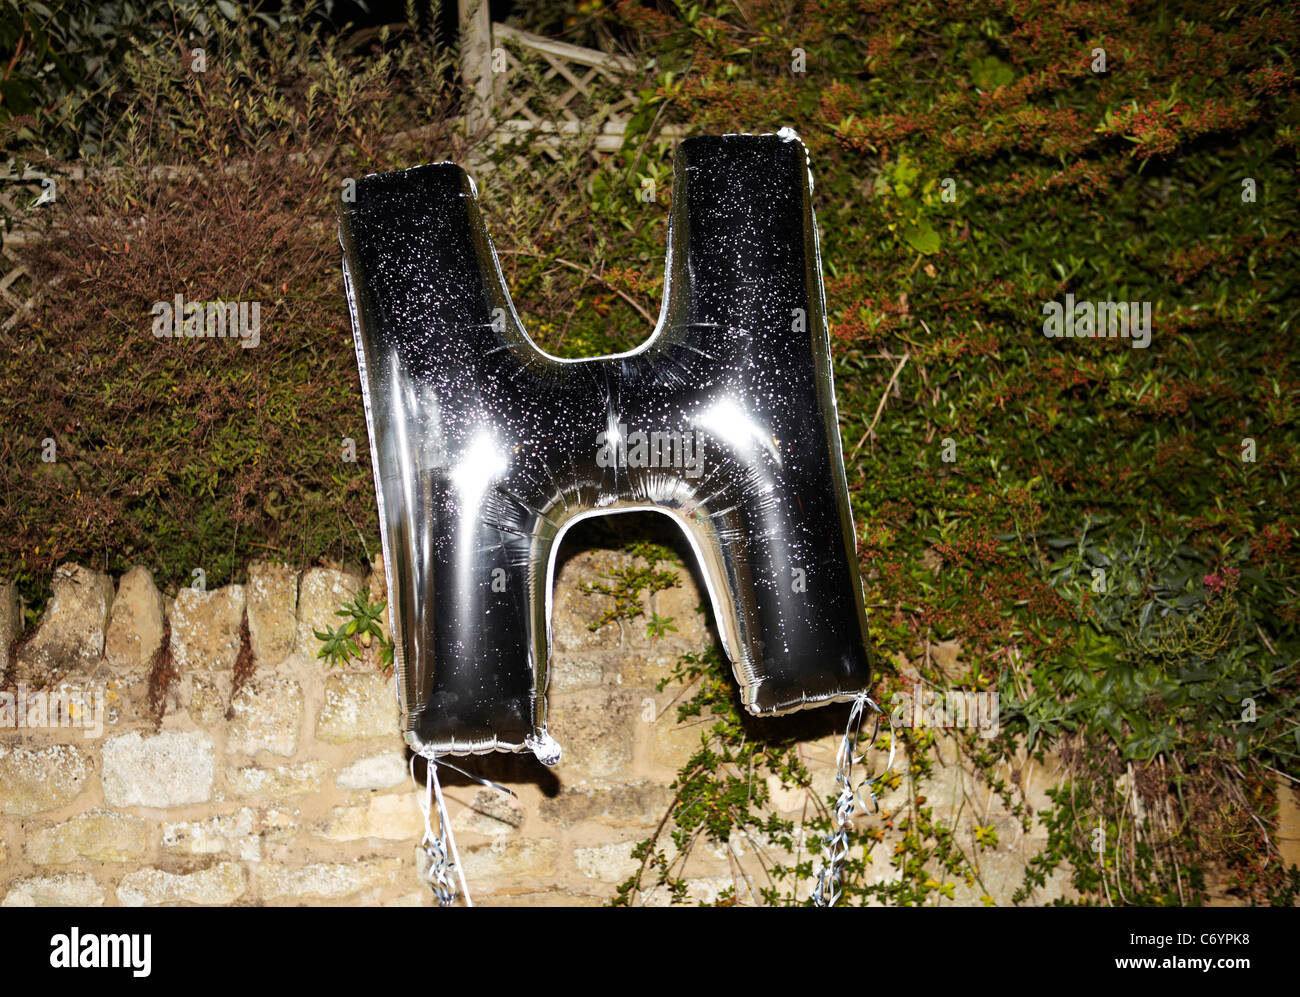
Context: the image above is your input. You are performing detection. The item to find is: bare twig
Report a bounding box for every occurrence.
[850,349,910,457]
[552,257,657,326]
[495,249,657,326]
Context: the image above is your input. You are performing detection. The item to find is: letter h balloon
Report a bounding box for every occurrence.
[340,130,876,764]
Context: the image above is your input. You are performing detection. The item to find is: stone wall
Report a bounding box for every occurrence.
[0,553,1071,906]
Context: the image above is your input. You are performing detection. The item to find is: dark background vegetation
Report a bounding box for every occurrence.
[0,0,1296,904]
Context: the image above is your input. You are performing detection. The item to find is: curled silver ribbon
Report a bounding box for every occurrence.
[811,692,895,907]
[432,756,518,800]
[412,755,472,907]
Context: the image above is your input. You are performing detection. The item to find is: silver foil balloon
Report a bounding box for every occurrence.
[339,129,876,764]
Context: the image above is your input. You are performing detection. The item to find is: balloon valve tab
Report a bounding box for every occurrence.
[526,731,562,766]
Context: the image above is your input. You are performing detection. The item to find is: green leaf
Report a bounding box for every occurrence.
[902,220,941,255]
[969,55,1014,90]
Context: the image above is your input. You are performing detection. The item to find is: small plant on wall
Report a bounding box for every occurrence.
[315,587,393,672]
